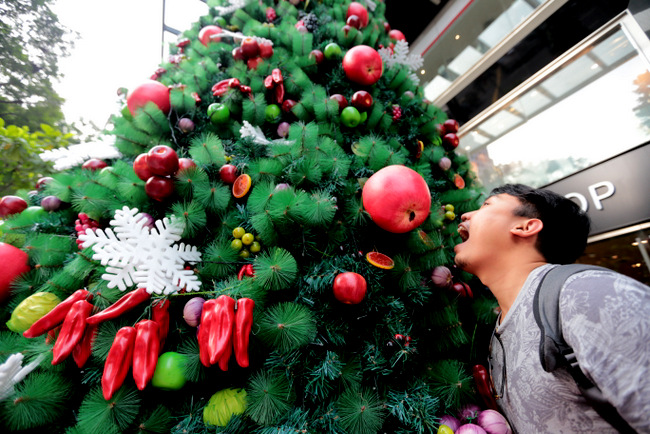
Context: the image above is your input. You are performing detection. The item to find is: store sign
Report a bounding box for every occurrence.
[544,144,650,236]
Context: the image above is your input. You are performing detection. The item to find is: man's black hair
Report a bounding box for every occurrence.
[490,184,591,265]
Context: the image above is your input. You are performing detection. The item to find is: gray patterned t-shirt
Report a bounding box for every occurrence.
[490,264,650,433]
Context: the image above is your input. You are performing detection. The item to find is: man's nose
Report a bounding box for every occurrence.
[460,211,475,222]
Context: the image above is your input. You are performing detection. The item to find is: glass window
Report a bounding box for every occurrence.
[578,228,650,285]
[422,0,549,101]
[462,20,650,191]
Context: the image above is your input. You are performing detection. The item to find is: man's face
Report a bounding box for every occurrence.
[454,193,526,274]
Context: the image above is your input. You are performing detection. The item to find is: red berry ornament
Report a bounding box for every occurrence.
[391,105,402,121]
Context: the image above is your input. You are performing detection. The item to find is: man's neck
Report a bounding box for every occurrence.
[479,260,547,321]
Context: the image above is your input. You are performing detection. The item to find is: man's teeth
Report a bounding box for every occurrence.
[458,227,469,241]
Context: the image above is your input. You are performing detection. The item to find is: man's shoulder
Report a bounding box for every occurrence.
[561,266,649,296]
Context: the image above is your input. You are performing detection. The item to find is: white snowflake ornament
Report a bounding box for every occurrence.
[378,39,424,86]
[79,207,202,295]
[0,353,46,400]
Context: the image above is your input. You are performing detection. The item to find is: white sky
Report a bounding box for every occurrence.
[51,0,208,135]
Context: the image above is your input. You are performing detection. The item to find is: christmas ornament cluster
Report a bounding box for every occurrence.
[0,1,501,433]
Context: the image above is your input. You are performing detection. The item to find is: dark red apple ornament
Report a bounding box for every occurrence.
[333,272,367,304]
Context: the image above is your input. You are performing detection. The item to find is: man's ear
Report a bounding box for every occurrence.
[510,218,543,239]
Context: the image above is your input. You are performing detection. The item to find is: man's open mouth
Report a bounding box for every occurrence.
[458,224,469,241]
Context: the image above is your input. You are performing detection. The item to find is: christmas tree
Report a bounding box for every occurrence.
[0,1,500,432]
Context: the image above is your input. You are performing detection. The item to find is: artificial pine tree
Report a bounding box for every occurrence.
[0,0,500,432]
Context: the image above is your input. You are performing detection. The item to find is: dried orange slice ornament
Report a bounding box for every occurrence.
[232,174,252,198]
[366,251,395,270]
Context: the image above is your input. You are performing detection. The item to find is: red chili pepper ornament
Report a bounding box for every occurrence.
[23,289,91,338]
[152,298,170,350]
[233,298,255,368]
[72,323,97,368]
[132,320,160,390]
[87,287,150,325]
[208,295,235,366]
[52,299,94,365]
[198,299,217,367]
[102,326,136,400]
[473,364,499,411]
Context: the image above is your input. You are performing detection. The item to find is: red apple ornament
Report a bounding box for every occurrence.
[389,29,406,41]
[178,158,197,172]
[333,272,367,304]
[147,145,179,176]
[145,176,175,202]
[133,153,154,181]
[342,45,383,86]
[0,196,28,218]
[199,25,222,46]
[219,164,238,184]
[0,242,30,303]
[351,90,373,111]
[127,81,171,116]
[346,2,369,28]
[362,165,431,233]
[81,158,108,171]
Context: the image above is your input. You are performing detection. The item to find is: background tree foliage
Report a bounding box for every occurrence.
[0,117,73,196]
[0,0,76,131]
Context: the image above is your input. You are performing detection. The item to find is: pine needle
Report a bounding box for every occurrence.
[188,133,227,167]
[253,247,298,291]
[335,388,386,434]
[426,360,474,412]
[171,201,208,238]
[2,372,72,431]
[193,181,231,213]
[256,302,316,353]
[76,386,141,434]
[385,382,440,433]
[246,371,295,426]
[199,239,239,279]
[136,405,175,433]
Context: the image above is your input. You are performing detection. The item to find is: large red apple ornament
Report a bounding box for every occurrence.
[126,81,171,116]
[333,272,367,304]
[362,165,431,233]
[342,45,383,86]
[346,2,369,28]
[0,242,30,304]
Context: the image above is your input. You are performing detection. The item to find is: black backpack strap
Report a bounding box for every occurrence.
[533,264,637,433]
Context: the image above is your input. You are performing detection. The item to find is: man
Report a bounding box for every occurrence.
[455,184,650,433]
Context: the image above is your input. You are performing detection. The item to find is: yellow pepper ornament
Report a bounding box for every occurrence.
[6,292,61,333]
